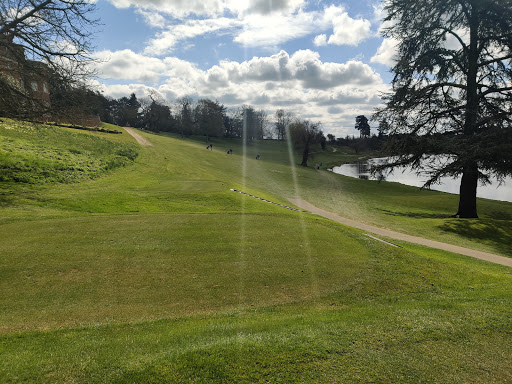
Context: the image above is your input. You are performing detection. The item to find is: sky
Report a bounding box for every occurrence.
[90,0,397,137]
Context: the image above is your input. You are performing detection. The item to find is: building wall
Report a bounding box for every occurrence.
[0,39,50,106]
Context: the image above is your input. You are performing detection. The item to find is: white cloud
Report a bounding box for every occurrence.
[137,9,167,29]
[226,0,305,16]
[371,37,398,67]
[107,2,374,53]
[94,48,386,135]
[233,5,373,48]
[313,34,327,47]
[327,12,372,46]
[100,83,167,100]
[288,50,382,89]
[108,0,305,18]
[108,0,226,18]
[95,49,168,84]
[144,17,241,55]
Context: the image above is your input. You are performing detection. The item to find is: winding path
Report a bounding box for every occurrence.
[124,127,153,146]
[288,198,512,268]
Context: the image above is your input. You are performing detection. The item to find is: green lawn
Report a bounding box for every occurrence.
[1,121,511,383]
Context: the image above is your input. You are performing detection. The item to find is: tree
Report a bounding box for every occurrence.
[377,120,390,138]
[176,96,195,137]
[288,119,323,167]
[224,108,242,138]
[255,110,268,140]
[355,115,371,137]
[0,0,98,117]
[274,109,293,140]
[142,97,175,133]
[241,105,258,144]
[195,99,226,141]
[374,0,512,218]
[116,93,141,127]
[327,134,336,144]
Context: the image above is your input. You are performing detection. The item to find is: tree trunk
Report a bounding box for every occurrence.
[301,142,309,167]
[456,8,479,219]
[456,162,478,218]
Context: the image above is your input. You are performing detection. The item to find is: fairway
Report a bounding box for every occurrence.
[1,122,512,383]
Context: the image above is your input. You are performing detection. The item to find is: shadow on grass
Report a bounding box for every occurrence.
[438,219,512,257]
[376,208,512,256]
[376,208,450,219]
[486,210,512,221]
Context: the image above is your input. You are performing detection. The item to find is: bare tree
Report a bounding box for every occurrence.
[0,0,98,117]
[176,96,195,137]
[274,109,293,141]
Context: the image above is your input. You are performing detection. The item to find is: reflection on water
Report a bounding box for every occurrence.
[330,158,512,203]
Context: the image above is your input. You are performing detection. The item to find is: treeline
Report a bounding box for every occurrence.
[324,117,390,153]
[78,91,276,142]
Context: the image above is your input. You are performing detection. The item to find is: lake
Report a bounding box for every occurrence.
[330,158,512,203]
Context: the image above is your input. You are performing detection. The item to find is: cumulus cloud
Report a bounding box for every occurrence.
[108,0,304,18]
[371,37,398,67]
[227,0,305,16]
[324,6,373,46]
[94,48,386,136]
[234,5,373,48]
[95,49,384,96]
[313,34,327,47]
[95,49,168,84]
[108,0,226,18]
[144,17,241,55]
[289,50,382,89]
[106,1,374,53]
[100,83,167,100]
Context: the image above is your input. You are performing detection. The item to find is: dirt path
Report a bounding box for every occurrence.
[124,127,153,146]
[288,198,512,268]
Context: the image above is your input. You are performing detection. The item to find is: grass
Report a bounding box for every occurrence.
[0,121,511,383]
[0,119,137,184]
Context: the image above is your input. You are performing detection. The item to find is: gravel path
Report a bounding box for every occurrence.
[124,127,153,146]
[288,198,512,268]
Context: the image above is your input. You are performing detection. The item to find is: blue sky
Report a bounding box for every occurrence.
[90,0,397,136]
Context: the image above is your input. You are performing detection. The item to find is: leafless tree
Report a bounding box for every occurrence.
[0,0,99,117]
[274,109,293,141]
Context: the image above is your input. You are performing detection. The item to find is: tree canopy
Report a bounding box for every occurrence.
[288,120,324,167]
[355,115,371,137]
[374,0,512,218]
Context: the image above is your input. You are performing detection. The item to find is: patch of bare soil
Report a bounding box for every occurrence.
[124,127,153,146]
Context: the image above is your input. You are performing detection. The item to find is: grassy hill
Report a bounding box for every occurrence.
[1,120,511,383]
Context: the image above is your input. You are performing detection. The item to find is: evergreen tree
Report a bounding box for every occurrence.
[374,0,512,218]
[355,115,371,137]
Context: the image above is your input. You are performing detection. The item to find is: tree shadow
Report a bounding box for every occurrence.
[438,219,512,257]
[376,208,512,256]
[376,208,450,219]
[485,210,512,221]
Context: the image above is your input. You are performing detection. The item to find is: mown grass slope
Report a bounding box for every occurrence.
[1,121,511,383]
[0,119,137,184]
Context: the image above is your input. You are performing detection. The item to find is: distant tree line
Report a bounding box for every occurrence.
[73,90,328,147]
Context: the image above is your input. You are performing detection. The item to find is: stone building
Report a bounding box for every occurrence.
[0,34,51,108]
[1,34,101,126]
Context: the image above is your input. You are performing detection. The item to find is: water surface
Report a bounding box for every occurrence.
[330,158,512,203]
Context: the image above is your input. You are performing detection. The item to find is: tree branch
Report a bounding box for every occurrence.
[0,0,54,35]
